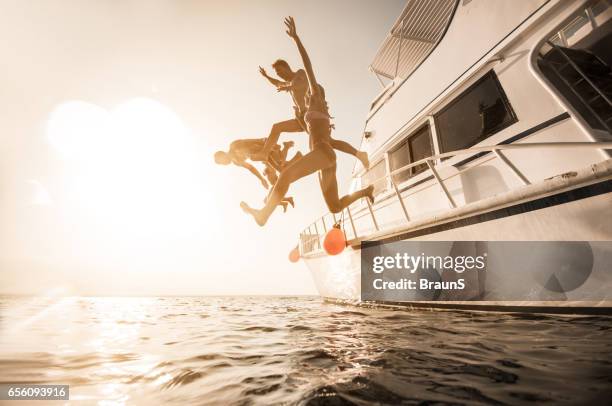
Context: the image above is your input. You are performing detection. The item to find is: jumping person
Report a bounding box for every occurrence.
[241,17,374,226]
[215,138,296,210]
[214,138,294,187]
[258,61,369,170]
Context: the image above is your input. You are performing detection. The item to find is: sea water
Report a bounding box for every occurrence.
[0,296,610,405]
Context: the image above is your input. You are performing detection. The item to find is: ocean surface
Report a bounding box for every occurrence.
[0,296,611,405]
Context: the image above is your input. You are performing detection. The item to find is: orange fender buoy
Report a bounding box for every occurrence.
[324,224,346,255]
[289,246,300,263]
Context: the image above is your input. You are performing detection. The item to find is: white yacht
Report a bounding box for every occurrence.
[299,0,612,313]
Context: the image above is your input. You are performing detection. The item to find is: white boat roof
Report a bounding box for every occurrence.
[370,0,458,80]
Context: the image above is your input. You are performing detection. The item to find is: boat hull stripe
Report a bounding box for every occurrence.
[323,298,612,315]
[375,178,611,244]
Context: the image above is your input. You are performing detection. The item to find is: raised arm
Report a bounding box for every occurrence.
[284,17,319,97]
[252,17,319,161]
[259,66,285,88]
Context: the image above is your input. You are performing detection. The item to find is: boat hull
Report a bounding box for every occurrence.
[303,181,612,313]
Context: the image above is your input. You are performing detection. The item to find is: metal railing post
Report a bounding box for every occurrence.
[313,222,321,249]
[302,142,612,254]
[586,7,597,29]
[346,206,358,239]
[299,231,303,254]
[494,149,530,185]
[558,30,568,47]
[308,225,319,252]
[321,216,327,233]
[426,160,457,208]
[366,198,380,231]
[391,178,410,222]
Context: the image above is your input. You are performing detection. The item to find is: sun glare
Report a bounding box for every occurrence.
[46,98,210,243]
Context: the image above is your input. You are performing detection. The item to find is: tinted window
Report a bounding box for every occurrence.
[389,125,433,184]
[362,159,387,195]
[435,71,517,153]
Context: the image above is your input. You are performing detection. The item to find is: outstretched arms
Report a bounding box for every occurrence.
[284,17,319,97]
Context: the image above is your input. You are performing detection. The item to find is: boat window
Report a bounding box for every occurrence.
[361,159,387,195]
[389,124,433,184]
[434,70,517,153]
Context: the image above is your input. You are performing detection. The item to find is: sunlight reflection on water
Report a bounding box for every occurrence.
[1,296,611,405]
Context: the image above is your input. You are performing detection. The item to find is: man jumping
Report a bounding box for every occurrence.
[257,59,369,169]
[214,138,297,211]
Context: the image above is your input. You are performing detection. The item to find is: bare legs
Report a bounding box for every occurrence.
[241,143,374,226]
[241,144,335,226]
[329,139,369,169]
[319,164,374,213]
[264,118,368,167]
[263,165,295,211]
[239,118,370,225]
[262,119,305,157]
[280,141,293,163]
[268,140,294,171]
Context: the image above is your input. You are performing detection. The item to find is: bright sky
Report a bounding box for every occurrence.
[0,0,405,296]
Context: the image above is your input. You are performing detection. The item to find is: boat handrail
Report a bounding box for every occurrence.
[300,141,612,253]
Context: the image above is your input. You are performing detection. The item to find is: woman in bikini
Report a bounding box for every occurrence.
[241,16,374,226]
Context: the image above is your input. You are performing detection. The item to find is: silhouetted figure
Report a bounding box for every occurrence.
[258,60,369,169]
[215,139,296,211]
[241,17,374,226]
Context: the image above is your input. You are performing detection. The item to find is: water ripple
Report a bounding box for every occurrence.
[0,296,610,405]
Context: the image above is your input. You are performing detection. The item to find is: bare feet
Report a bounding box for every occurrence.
[240,201,266,226]
[357,151,370,170]
[280,201,288,212]
[285,196,295,208]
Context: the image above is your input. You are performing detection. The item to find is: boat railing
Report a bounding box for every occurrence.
[299,141,612,254]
